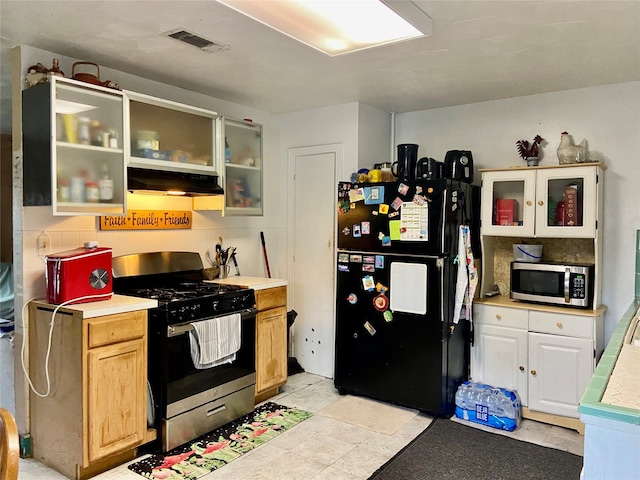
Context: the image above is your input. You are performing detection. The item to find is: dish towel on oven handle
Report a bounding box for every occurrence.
[452,225,478,325]
[189,313,242,369]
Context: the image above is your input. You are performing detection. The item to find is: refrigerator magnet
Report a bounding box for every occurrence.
[363,255,375,264]
[361,222,370,234]
[375,255,384,268]
[375,282,388,294]
[413,195,426,206]
[347,293,358,304]
[364,186,384,205]
[353,225,361,237]
[379,204,389,214]
[381,236,392,246]
[416,186,423,194]
[362,275,375,291]
[338,253,349,263]
[338,198,350,214]
[398,183,409,195]
[363,321,377,336]
[341,227,351,236]
[338,264,349,272]
[383,310,393,322]
[373,294,389,311]
[348,188,365,202]
[362,264,375,273]
[350,254,362,263]
[391,197,403,210]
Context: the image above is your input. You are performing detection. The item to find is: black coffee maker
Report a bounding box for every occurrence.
[393,144,419,182]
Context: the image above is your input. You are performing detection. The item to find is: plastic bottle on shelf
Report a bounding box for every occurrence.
[225,138,231,164]
[98,164,113,203]
[77,117,91,145]
[57,178,70,202]
[85,182,100,203]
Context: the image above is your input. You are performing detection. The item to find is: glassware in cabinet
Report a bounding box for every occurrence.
[125,91,218,175]
[22,76,126,215]
[220,117,263,216]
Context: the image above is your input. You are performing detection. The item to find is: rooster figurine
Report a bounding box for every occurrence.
[516,135,543,166]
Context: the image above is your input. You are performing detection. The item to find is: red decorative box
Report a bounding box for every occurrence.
[564,185,582,227]
[496,199,518,226]
[46,245,113,305]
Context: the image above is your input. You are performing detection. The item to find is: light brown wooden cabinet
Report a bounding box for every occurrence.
[254,286,288,402]
[29,302,151,479]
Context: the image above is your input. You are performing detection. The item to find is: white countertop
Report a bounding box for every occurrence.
[204,276,287,290]
[31,294,158,318]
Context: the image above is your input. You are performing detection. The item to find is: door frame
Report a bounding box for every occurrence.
[286,143,343,372]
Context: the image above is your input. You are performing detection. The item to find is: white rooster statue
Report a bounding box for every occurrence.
[557,132,588,164]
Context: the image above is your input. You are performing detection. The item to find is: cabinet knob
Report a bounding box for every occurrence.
[538,200,544,206]
[495,314,501,320]
[519,366,525,371]
[556,322,563,329]
[526,200,533,206]
[530,369,537,375]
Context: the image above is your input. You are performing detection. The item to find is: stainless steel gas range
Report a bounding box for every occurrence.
[112,251,257,452]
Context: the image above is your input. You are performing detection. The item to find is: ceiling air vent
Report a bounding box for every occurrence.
[164,28,230,53]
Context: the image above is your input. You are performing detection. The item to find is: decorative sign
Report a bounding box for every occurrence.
[100,210,192,230]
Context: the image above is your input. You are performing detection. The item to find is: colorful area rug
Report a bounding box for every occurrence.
[128,402,312,479]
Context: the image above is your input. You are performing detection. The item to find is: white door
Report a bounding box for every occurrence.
[470,324,528,406]
[287,144,343,378]
[528,332,592,417]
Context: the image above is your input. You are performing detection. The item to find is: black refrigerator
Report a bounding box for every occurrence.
[334,179,479,416]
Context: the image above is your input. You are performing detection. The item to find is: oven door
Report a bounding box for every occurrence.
[149,307,257,450]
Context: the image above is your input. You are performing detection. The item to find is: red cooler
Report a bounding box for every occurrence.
[46,243,113,305]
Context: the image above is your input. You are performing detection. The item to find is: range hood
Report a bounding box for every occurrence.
[127,167,224,196]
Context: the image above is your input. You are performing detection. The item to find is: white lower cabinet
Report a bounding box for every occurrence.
[528,332,593,416]
[472,301,603,424]
[471,323,528,405]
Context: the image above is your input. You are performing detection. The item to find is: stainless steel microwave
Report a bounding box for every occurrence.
[510,261,594,308]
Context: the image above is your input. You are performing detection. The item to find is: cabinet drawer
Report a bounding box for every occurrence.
[474,304,527,329]
[87,311,146,348]
[528,311,593,338]
[255,286,286,310]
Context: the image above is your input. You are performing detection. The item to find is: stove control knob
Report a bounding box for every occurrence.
[211,300,219,312]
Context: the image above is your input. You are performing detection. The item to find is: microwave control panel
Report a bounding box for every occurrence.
[570,273,586,299]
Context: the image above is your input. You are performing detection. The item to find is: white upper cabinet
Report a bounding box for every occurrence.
[124,91,218,175]
[219,117,263,216]
[22,76,127,216]
[481,164,602,238]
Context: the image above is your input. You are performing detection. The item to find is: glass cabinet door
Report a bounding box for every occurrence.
[54,80,125,215]
[535,166,597,238]
[221,118,263,216]
[481,169,536,236]
[126,92,217,174]
[22,76,126,215]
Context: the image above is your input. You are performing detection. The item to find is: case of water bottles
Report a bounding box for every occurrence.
[454,381,521,431]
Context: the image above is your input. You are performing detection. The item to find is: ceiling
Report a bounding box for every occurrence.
[1,1,639,116]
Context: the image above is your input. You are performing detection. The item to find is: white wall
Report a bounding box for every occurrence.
[395,82,640,341]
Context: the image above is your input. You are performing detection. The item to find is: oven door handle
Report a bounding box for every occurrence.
[167,307,258,337]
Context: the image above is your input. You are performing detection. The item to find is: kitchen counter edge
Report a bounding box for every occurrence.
[204,276,287,290]
[30,294,158,318]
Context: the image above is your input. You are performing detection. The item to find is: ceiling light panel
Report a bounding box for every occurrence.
[217,0,432,56]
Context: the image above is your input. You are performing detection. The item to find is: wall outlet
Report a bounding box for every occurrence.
[37,230,51,256]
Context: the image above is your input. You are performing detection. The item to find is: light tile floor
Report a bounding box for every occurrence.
[20,372,584,480]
